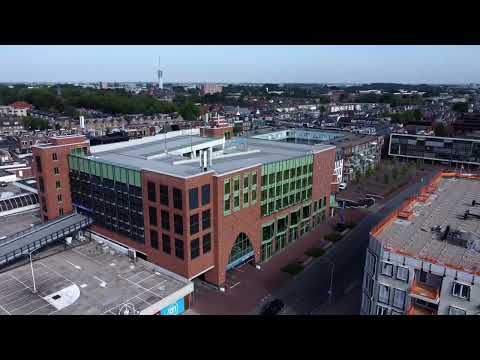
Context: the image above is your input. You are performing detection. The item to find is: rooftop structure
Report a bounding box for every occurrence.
[0,240,193,315]
[362,172,480,315]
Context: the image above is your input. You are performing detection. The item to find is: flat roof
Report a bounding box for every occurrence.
[0,241,192,315]
[376,176,480,274]
[88,135,334,177]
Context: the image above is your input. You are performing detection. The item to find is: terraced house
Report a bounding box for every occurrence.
[31,130,335,289]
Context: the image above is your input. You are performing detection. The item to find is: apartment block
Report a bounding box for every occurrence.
[361,172,480,315]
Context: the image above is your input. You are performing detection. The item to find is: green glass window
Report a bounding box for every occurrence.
[276,185,281,197]
[261,190,267,202]
[269,187,275,198]
[261,204,268,216]
[283,183,289,193]
[224,198,231,213]
[262,222,275,242]
[296,167,302,177]
[243,192,249,207]
[284,170,289,180]
[269,173,275,184]
[276,199,282,210]
[252,172,257,186]
[251,189,257,203]
[234,195,240,209]
[268,201,275,214]
[283,196,289,208]
[262,175,267,186]
[276,172,282,182]
[234,177,240,192]
[290,181,295,191]
[290,168,295,178]
[244,174,249,188]
[303,165,308,175]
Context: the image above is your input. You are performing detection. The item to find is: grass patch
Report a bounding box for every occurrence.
[281,263,304,276]
[324,232,343,243]
[304,247,325,258]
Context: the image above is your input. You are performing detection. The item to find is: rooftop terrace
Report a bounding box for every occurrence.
[373,173,480,275]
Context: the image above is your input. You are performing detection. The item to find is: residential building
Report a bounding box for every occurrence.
[361,172,480,315]
[31,131,336,289]
[200,84,223,95]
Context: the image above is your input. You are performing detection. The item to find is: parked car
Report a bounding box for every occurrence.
[260,299,285,315]
[0,182,8,187]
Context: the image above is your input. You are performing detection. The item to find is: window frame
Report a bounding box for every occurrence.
[378,283,390,305]
[448,305,466,315]
[190,238,200,259]
[396,266,409,282]
[380,261,394,277]
[190,213,199,235]
[452,281,471,300]
[175,238,184,259]
[203,233,211,254]
[189,187,199,210]
[201,184,210,206]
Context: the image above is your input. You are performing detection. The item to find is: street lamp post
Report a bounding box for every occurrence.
[27,248,40,294]
[327,259,335,305]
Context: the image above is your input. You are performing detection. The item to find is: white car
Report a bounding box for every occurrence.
[338,183,347,190]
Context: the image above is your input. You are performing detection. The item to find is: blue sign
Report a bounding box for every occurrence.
[159,298,185,316]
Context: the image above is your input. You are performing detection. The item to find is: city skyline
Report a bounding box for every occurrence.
[1,45,480,84]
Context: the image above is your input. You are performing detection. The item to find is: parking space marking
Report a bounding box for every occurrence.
[230,282,241,289]
[25,303,52,315]
[0,303,10,315]
[8,272,33,292]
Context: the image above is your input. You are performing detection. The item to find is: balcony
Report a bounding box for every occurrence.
[409,279,440,304]
[407,304,437,315]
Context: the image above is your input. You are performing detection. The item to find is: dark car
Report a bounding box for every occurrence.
[0,182,8,187]
[260,299,284,315]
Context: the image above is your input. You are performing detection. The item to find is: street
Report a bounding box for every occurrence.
[266,172,437,315]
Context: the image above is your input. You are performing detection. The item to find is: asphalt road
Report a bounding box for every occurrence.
[266,172,437,315]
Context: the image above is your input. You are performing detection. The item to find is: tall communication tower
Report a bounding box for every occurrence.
[157,57,163,90]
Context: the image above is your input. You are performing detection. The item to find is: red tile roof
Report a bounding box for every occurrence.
[9,101,32,109]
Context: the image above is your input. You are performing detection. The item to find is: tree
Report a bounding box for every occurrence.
[434,123,448,137]
[452,102,469,113]
[392,167,399,180]
[383,173,390,185]
[22,116,49,130]
[233,123,243,136]
[179,101,199,121]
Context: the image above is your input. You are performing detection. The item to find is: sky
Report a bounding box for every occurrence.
[1,45,479,84]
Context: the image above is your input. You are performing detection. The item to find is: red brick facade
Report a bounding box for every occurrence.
[35,134,336,288]
[32,136,90,221]
[200,126,233,139]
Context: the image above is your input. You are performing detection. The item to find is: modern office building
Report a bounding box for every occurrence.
[389,133,480,168]
[252,129,383,183]
[31,130,335,289]
[361,172,480,315]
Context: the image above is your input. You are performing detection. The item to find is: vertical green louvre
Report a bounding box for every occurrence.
[68,154,141,186]
[260,155,313,217]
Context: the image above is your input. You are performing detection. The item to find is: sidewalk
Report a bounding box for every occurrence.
[190,209,368,315]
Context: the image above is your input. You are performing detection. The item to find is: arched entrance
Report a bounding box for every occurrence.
[226,232,254,271]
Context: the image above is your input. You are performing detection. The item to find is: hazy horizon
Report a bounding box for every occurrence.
[1,45,480,84]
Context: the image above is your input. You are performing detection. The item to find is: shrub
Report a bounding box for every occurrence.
[345,221,357,229]
[324,232,343,242]
[305,247,325,258]
[281,263,304,276]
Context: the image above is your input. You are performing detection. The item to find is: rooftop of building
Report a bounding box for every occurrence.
[0,240,192,315]
[86,132,334,177]
[373,173,480,275]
